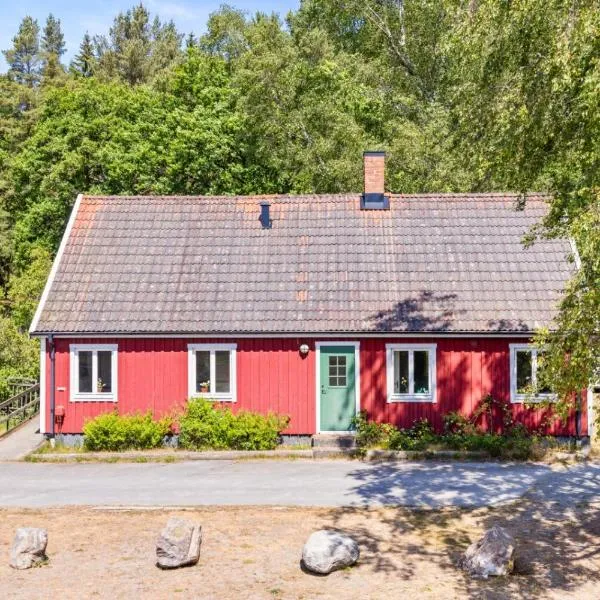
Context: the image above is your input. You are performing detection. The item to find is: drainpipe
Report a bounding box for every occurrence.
[575,390,582,443]
[49,334,56,440]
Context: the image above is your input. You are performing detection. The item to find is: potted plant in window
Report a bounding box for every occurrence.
[97,378,105,393]
[199,380,210,394]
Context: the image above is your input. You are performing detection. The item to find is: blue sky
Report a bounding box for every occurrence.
[0,1,299,72]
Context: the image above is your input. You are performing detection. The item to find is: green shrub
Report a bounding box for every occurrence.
[441,432,505,457]
[352,411,394,448]
[352,412,546,459]
[387,419,436,451]
[443,411,478,435]
[388,429,425,451]
[178,399,289,451]
[83,412,172,451]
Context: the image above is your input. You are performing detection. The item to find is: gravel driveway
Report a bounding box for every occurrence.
[1,459,597,508]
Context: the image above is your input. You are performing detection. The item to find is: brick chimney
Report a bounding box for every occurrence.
[361,151,389,210]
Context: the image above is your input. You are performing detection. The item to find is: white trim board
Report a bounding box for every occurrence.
[315,341,360,434]
[187,343,237,402]
[385,343,437,403]
[569,238,582,270]
[509,343,556,404]
[29,194,83,335]
[69,343,118,402]
[39,338,46,434]
[588,387,595,441]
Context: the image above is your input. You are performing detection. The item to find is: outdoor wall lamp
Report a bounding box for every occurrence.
[299,343,310,356]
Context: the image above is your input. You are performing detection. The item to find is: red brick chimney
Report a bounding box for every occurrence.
[361,151,389,209]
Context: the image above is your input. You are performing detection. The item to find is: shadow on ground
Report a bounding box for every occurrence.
[318,462,600,598]
[346,461,552,508]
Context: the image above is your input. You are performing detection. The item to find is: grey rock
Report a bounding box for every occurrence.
[10,528,48,570]
[302,530,359,574]
[459,526,515,578]
[156,517,202,569]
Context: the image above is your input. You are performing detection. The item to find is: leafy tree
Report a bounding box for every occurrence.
[6,245,52,330]
[41,14,66,79]
[448,0,600,414]
[5,61,244,263]
[0,206,11,290]
[70,33,96,78]
[201,4,250,64]
[2,16,41,87]
[93,3,183,84]
[0,317,38,399]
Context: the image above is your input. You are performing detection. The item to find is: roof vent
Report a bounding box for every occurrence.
[259,201,272,229]
[361,150,389,210]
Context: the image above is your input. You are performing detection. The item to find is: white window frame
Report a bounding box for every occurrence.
[69,344,118,402]
[386,344,437,403]
[509,343,556,403]
[188,343,237,402]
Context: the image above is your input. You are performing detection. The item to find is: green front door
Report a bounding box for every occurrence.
[319,345,357,431]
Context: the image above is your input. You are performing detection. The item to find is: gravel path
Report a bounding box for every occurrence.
[1,459,597,508]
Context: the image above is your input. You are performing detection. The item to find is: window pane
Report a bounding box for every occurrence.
[97,351,112,393]
[537,352,552,394]
[78,351,93,393]
[328,355,347,387]
[215,351,231,393]
[516,351,532,393]
[394,351,409,394]
[414,351,430,394]
[195,351,211,392]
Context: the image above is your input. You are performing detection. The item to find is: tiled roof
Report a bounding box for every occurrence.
[31,193,575,335]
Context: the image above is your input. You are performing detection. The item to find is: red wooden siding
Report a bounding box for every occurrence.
[44,337,586,436]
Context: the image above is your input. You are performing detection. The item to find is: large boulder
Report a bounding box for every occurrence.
[302,530,360,574]
[459,526,515,578]
[10,528,48,570]
[156,517,202,569]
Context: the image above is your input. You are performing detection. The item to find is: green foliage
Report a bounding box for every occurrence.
[2,16,41,87]
[6,245,52,330]
[351,411,394,448]
[70,33,95,78]
[0,317,39,399]
[0,2,597,405]
[41,14,65,80]
[443,411,478,436]
[448,1,600,409]
[178,398,289,451]
[82,411,173,451]
[93,4,184,85]
[354,412,546,460]
[387,418,436,451]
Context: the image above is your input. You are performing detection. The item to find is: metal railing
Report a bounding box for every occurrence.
[0,381,40,435]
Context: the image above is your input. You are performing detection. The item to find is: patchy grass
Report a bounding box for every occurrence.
[0,500,598,599]
[32,441,84,454]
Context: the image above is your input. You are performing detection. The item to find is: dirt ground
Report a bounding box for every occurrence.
[0,498,599,599]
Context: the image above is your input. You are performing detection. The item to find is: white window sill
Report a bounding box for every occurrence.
[190,394,236,403]
[387,395,435,404]
[70,393,117,402]
[511,394,557,404]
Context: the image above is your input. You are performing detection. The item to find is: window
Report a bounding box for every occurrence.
[70,344,118,401]
[386,344,436,402]
[510,344,555,403]
[188,344,237,401]
[328,355,347,387]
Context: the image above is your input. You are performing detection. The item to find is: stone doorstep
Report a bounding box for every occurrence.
[311,433,357,449]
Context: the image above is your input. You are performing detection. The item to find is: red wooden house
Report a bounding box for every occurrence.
[30,152,593,439]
